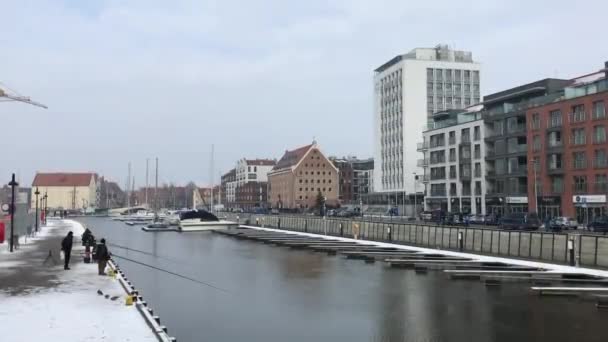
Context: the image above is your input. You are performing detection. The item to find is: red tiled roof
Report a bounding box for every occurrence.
[246,159,276,166]
[273,144,313,171]
[32,173,97,187]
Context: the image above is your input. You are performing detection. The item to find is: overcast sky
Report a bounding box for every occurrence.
[2,0,607,188]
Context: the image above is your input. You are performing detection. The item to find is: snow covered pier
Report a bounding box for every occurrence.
[0,219,173,341]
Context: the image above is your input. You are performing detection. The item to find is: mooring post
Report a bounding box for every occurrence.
[568,237,575,266]
[458,231,464,251]
[387,225,392,242]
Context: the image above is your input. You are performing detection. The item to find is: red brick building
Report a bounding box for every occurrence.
[235,181,268,210]
[527,67,608,223]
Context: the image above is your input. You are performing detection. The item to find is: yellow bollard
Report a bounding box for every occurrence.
[108,269,116,278]
[125,295,134,306]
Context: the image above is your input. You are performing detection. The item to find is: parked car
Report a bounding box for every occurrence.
[270,208,280,215]
[550,216,578,230]
[587,216,608,232]
[499,212,541,230]
[468,214,486,225]
[445,212,470,226]
[420,211,433,222]
[484,213,501,226]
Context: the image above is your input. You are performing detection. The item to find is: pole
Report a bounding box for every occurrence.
[145,158,149,207]
[155,157,159,212]
[43,192,47,224]
[210,144,215,213]
[9,173,18,253]
[534,160,539,214]
[35,187,40,233]
[413,173,417,219]
[127,162,131,209]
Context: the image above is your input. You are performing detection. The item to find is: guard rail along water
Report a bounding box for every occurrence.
[224,214,608,269]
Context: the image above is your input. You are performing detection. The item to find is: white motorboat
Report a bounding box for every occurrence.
[178,209,238,231]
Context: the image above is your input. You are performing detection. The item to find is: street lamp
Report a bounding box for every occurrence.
[8,173,18,253]
[413,172,418,220]
[43,192,48,225]
[34,187,40,233]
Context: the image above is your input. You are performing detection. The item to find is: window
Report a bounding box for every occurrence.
[461,128,470,143]
[299,196,302,200]
[248,166,251,172]
[474,126,481,140]
[461,181,471,196]
[551,177,563,193]
[573,152,586,169]
[317,171,320,175]
[328,188,332,192]
[254,166,257,172]
[548,131,562,148]
[531,113,540,130]
[573,175,587,193]
[474,145,481,159]
[533,135,541,151]
[594,125,606,144]
[299,188,302,191]
[449,183,457,196]
[449,165,456,179]
[595,149,608,168]
[449,131,456,145]
[449,148,456,162]
[548,153,562,170]
[593,101,606,120]
[549,110,562,128]
[596,174,608,193]
[317,179,320,183]
[430,183,446,196]
[430,167,446,180]
[475,181,482,195]
[474,163,481,177]
[328,179,331,184]
[571,128,586,145]
[322,179,326,183]
[570,104,586,122]
[299,179,302,183]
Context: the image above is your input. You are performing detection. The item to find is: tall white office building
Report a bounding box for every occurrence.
[373,44,481,195]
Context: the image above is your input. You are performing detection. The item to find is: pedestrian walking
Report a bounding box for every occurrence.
[95,238,111,275]
[61,231,73,270]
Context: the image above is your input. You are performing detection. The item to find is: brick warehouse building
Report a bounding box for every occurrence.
[527,64,608,223]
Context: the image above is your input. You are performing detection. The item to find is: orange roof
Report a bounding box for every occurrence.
[273,144,313,171]
[32,173,97,187]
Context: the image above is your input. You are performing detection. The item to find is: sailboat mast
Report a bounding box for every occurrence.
[127,162,131,209]
[145,158,149,208]
[155,157,159,212]
[210,144,214,213]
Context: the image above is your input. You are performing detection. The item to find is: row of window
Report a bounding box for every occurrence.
[530,101,607,130]
[429,181,483,196]
[298,179,332,184]
[299,187,332,192]
[426,68,480,82]
[429,127,481,148]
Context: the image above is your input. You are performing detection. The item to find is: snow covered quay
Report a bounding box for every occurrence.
[0,219,169,341]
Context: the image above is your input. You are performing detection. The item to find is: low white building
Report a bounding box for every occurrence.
[419,106,487,214]
[31,172,98,210]
[235,159,275,186]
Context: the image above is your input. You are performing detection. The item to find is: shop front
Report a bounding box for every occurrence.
[426,198,448,212]
[538,196,561,220]
[485,197,504,217]
[573,195,607,225]
[506,196,528,213]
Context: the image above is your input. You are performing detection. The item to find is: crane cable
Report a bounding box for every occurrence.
[111,253,231,294]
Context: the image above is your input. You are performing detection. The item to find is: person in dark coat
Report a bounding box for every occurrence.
[95,238,111,275]
[61,231,73,270]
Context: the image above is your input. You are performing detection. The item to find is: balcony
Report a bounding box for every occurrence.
[462,188,472,196]
[573,185,588,194]
[506,145,528,154]
[474,169,482,178]
[506,124,526,134]
[595,183,608,193]
[460,172,472,181]
[573,160,587,170]
[417,141,429,151]
[430,174,446,181]
[422,174,430,182]
[449,189,457,196]
[430,190,447,197]
[569,112,587,124]
[547,119,562,130]
[547,165,564,175]
[459,157,471,164]
[460,135,471,145]
[449,136,456,145]
[547,140,563,151]
[417,159,429,167]
[474,187,482,196]
[594,158,608,169]
[449,172,457,180]
[430,157,446,165]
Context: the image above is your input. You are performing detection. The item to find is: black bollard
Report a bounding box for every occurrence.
[278,218,281,229]
[304,220,308,233]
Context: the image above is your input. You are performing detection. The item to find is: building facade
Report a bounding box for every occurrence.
[484,79,572,217]
[31,172,98,210]
[235,181,268,210]
[527,67,608,223]
[235,159,275,186]
[331,157,374,204]
[373,44,481,196]
[420,108,487,214]
[268,142,339,210]
[221,169,236,208]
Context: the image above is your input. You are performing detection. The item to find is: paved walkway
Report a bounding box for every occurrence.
[0,219,157,341]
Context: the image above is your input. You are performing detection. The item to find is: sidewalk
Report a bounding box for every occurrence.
[0,219,157,341]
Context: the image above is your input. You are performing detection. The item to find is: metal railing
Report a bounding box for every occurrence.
[225,214,608,269]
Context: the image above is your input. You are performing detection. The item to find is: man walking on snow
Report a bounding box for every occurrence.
[61,231,73,270]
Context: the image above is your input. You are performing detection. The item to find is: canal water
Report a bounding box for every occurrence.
[78,217,608,342]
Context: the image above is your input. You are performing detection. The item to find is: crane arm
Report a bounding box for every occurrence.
[0,88,48,109]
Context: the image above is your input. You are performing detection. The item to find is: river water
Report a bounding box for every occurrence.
[77,217,608,342]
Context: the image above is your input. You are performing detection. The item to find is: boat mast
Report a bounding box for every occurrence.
[155,157,159,213]
[145,158,149,208]
[210,144,214,213]
[127,162,131,209]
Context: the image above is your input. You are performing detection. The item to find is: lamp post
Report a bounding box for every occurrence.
[533,159,539,215]
[34,187,40,233]
[8,173,18,253]
[43,192,48,225]
[413,172,418,220]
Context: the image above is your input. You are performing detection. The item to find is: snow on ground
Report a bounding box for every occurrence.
[244,225,608,278]
[0,220,157,342]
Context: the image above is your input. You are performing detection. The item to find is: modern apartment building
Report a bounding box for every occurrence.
[373,44,481,197]
[330,157,374,204]
[268,142,339,210]
[527,65,608,223]
[220,168,236,208]
[420,107,487,214]
[235,159,275,186]
[484,79,571,216]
